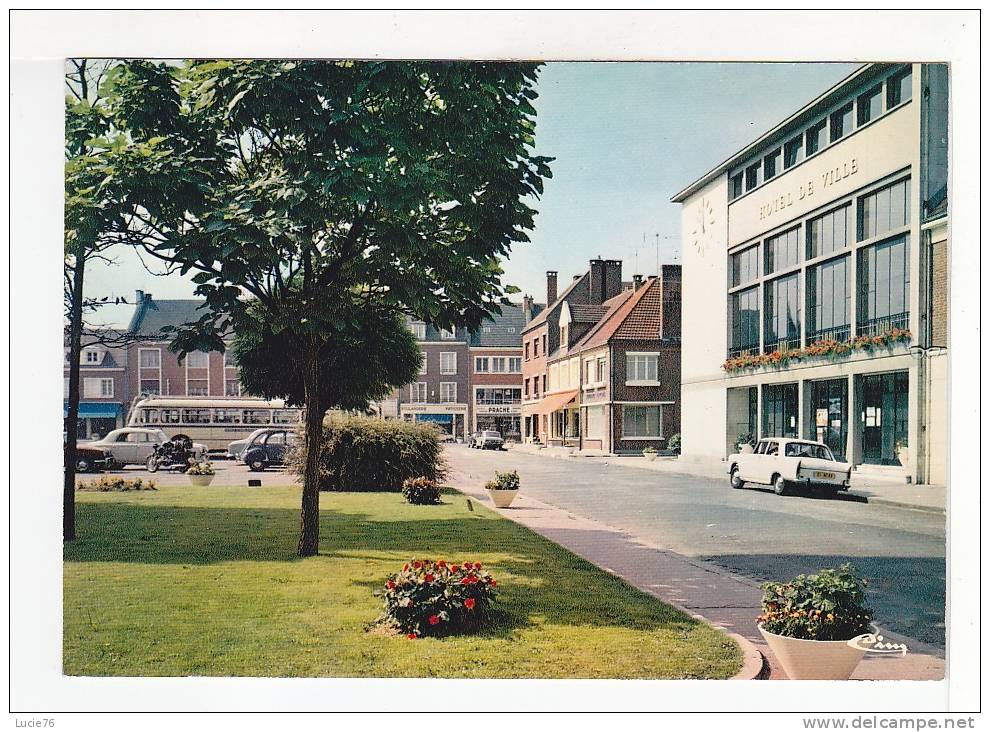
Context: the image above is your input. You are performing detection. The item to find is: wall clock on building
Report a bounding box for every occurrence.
[691,196,717,256]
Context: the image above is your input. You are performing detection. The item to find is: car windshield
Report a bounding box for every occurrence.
[784,442,835,460]
[483,432,501,438]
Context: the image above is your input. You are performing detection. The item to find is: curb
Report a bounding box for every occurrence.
[856,494,945,515]
[726,632,768,680]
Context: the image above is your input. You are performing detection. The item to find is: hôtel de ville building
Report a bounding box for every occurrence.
[672,63,949,486]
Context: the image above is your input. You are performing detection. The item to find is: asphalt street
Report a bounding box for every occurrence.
[446,445,946,649]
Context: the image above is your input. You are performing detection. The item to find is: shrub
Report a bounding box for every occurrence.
[484,470,519,491]
[757,564,873,641]
[288,415,446,492]
[185,461,215,476]
[378,558,497,638]
[667,433,681,454]
[77,476,157,492]
[402,476,442,505]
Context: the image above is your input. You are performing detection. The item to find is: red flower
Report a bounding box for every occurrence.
[474,562,482,570]
[490,579,497,587]
[407,633,417,639]
[413,560,423,570]
[450,565,459,573]
[386,580,396,589]
[424,573,434,583]
[402,564,409,571]
[437,560,447,568]
[460,576,471,585]
[464,598,476,610]
[429,614,440,625]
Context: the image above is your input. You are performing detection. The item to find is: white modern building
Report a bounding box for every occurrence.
[672,63,948,486]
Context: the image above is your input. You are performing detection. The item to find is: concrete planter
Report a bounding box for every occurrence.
[897,446,910,468]
[759,626,866,680]
[188,474,215,487]
[487,489,519,508]
[644,452,658,462]
[738,444,754,454]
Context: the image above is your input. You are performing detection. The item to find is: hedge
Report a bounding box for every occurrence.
[288,415,447,492]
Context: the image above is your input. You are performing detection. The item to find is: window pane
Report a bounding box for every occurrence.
[857,236,910,334]
[806,120,827,155]
[765,226,802,274]
[859,179,910,240]
[729,287,760,355]
[784,136,803,168]
[764,149,781,180]
[745,162,760,191]
[139,349,160,368]
[764,273,801,352]
[807,205,850,258]
[857,84,883,125]
[830,103,853,142]
[186,351,209,368]
[730,244,759,287]
[807,254,850,340]
[887,67,912,107]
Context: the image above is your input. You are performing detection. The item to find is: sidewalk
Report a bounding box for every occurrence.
[508,444,946,514]
[451,462,945,681]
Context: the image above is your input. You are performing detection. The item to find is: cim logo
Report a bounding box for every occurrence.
[847,632,908,656]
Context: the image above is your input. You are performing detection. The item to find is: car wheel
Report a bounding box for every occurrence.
[729,466,744,489]
[146,456,159,473]
[249,458,266,472]
[75,457,91,473]
[773,475,790,496]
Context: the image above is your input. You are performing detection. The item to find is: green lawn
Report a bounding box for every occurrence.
[64,485,742,678]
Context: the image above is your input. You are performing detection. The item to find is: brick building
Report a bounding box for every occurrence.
[63,331,128,439]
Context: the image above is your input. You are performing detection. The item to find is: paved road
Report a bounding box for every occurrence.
[446,445,946,649]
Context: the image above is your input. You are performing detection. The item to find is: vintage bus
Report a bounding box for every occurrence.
[126,396,303,452]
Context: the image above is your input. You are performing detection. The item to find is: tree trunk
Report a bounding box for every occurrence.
[64,251,86,542]
[298,342,325,557]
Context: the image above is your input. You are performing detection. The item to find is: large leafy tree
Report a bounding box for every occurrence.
[101,59,552,555]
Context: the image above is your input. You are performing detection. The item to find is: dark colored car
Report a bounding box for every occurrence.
[243,429,297,472]
[68,444,114,473]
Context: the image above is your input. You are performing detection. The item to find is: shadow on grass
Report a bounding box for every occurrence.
[65,500,702,637]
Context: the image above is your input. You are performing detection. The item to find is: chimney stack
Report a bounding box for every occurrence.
[546,271,558,306]
[589,258,623,304]
[632,274,644,291]
[522,294,533,324]
[135,290,146,304]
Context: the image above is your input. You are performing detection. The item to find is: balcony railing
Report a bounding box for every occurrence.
[856,312,909,338]
[763,336,801,354]
[807,324,851,344]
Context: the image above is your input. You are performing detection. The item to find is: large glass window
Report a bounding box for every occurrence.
[762,383,798,438]
[410,382,427,403]
[806,119,827,156]
[439,382,457,403]
[807,255,851,342]
[764,273,801,352]
[622,405,664,439]
[830,103,853,143]
[730,245,760,287]
[887,67,912,108]
[186,351,209,369]
[745,162,760,191]
[139,349,161,368]
[809,379,848,459]
[730,172,743,200]
[922,64,949,220]
[139,379,160,395]
[857,236,910,335]
[411,322,426,340]
[861,371,909,465]
[440,352,457,374]
[765,227,801,274]
[859,178,910,241]
[476,388,521,405]
[807,205,850,259]
[857,84,883,125]
[783,135,803,169]
[728,287,760,356]
[187,379,208,396]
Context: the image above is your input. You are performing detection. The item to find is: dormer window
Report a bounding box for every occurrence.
[411,322,426,340]
[440,327,455,340]
[559,324,569,351]
[83,349,101,364]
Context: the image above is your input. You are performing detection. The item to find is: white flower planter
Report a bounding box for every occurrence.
[487,489,519,508]
[188,474,215,487]
[897,447,910,468]
[759,626,866,680]
[644,452,658,462]
[738,444,754,454]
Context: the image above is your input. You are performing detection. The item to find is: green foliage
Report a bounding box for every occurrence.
[77,476,157,492]
[642,446,658,456]
[185,462,216,476]
[758,564,874,641]
[379,558,497,638]
[667,433,681,454]
[288,415,446,492]
[231,296,422,412]
[485,470,520,492]
[401,477,442,506]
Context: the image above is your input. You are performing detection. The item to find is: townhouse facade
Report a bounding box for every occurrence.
[672,63,949,485]
[63,332,128,439]
[522,259,682,455]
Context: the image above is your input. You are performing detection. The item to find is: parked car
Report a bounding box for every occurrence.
[243,429,297,472]
[471,430,505,450]
[227,428,273,460]
[67,444,113,473]
[81,427,208,468]
[728,437,852,497]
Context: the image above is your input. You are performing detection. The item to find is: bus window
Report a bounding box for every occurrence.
[140,409,158,424]
[273,410,297,424]
[182,409,211,424]
[243,409,271,425]
[214,409,241,424]
[161,409,182,424]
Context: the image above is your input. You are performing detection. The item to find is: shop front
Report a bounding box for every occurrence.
[64,401,123,440]
[473,387,522,441]
[399,403,468,441]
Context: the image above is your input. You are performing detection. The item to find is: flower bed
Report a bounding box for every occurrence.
[77,476,157,492]
[378,558,497,638]
[401,476,442,505]
[723,328,911,373]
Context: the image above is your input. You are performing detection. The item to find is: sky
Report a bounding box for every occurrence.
[84,61,858,326]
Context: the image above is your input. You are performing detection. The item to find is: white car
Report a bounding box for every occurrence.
[471,431,505,450]
[728,437,851,497]
[82,428,208,468]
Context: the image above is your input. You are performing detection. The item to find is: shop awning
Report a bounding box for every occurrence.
[534,390,579,415]
[64,401,122,419]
